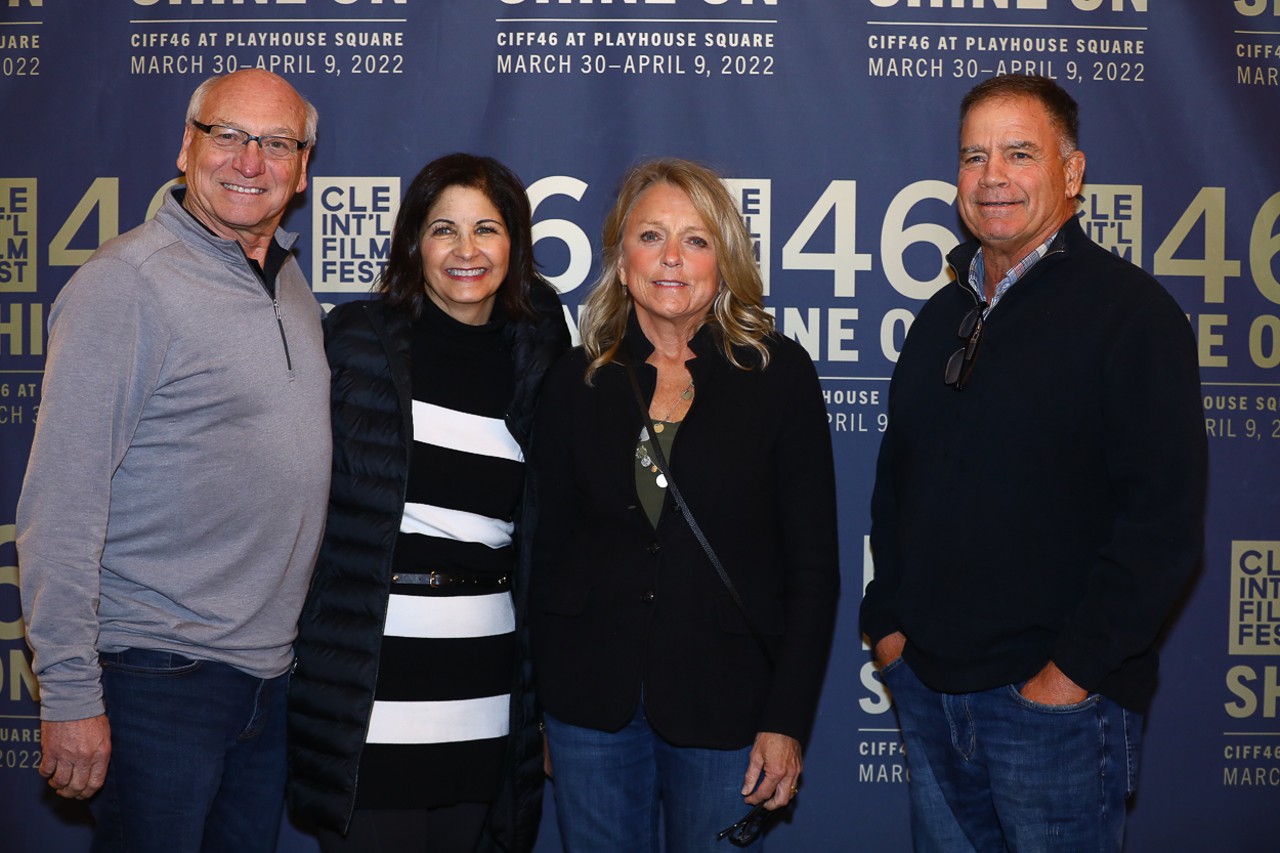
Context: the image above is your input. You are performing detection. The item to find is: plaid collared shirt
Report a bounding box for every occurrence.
[968,229,1062,315]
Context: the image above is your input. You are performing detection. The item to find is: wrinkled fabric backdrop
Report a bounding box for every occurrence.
[1,1,1277,849]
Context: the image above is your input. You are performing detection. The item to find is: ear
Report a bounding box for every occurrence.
[176,125,194,174]
[295,148,311,193]
[1063,149,1086,199]
[616,259,628,289]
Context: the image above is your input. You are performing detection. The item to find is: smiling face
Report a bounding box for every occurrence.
[957,94,1085,277]
[176,70,310,261]
[618,182,720,342]
[418,184,511,326]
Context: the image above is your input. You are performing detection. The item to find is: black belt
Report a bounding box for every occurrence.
[391,571,510,589]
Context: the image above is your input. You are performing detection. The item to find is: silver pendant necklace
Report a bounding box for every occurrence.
[652,378,694,434]
[636,379,693,489]
[636,426,668,488]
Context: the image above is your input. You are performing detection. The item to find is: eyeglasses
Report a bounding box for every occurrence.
[190,120,308,159]
[943,302,987,391]
[717,803,766,848]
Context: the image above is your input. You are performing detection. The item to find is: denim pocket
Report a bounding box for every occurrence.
[99,649,202,677]
[1005,684,1101,714]
[879,655,906,677]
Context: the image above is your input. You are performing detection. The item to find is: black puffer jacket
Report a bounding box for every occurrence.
[286,282,569,852]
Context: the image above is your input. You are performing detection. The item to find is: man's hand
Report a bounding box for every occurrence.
[1020,661,1089,706]
[741,731,803,810]
[40,715,111,799]
[873,631,907,668]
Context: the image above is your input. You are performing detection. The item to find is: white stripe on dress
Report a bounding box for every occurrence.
[400,502,514,548]
[412,400,523,462]
[366,694,511,744]
[383,591,515,639]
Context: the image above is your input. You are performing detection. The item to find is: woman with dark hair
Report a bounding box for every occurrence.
[530,159,839,851]
[287,153,570,852]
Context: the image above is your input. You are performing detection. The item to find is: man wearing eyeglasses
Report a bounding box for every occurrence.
[17,69,330,852]
[861,74,1206,852]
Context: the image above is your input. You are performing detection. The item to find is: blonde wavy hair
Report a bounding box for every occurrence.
[580,158,775,383]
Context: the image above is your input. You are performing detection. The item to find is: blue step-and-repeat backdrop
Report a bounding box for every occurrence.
[2,1,1278,850]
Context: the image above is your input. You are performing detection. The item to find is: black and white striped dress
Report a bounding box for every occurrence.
[355,298,522,809]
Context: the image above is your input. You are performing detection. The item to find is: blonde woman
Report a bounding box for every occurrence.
[530,159,839,851]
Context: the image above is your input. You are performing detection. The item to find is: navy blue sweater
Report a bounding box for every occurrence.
[861,216,1207,712]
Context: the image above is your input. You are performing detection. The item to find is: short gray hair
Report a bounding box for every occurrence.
[185,72,318,145]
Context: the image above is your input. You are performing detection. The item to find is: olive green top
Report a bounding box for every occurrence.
[635,421,681,529]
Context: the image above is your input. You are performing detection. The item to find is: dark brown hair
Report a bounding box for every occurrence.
[377,153,541,321]
[960,74,1080,155]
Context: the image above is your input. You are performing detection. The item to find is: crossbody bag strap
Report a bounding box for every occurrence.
[624,361,776,669]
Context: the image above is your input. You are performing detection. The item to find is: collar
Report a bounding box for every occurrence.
[417,288,509,339]
[968,227,1061,311]
[948,215,1078,308]
[159,187,298,265]
[621,309,719,365]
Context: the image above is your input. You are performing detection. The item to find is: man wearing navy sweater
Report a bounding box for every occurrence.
[861,75,1207,852]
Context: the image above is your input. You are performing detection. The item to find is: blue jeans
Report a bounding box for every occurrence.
[90,649,289,853]
[883,657,1142,853]
[544,707,761,852]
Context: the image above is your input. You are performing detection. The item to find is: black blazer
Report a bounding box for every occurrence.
[286,283,569,851]
[529,319,840,749]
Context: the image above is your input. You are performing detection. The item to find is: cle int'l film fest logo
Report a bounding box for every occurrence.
[1231,541,1280,657]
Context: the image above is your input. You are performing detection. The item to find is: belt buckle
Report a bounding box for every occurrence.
[428,571,445,587]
